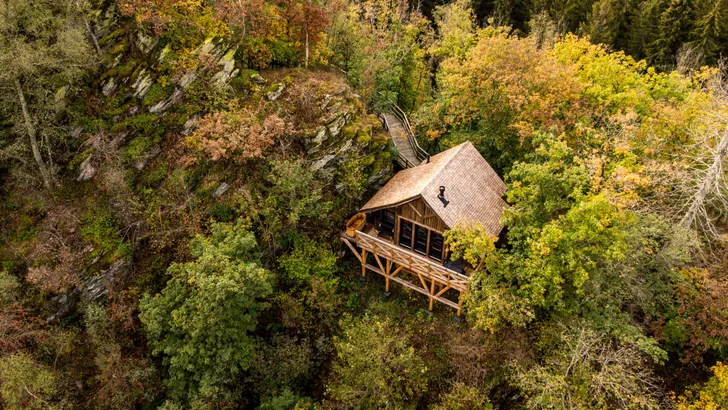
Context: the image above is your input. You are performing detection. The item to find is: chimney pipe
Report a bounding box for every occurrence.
[427,154,431,164]
[438,186,445,199]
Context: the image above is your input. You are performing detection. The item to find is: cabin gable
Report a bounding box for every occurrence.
[394,196,447,233]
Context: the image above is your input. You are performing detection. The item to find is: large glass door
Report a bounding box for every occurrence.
[398,219,413,249]
[413,225,428,255]
[397,217,445,262]
[428,232,444,261]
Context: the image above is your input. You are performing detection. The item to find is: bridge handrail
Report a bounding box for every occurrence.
[384,101,429,165]
[380,113,418,169]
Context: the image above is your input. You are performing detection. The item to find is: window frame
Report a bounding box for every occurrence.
[396,216,446,262]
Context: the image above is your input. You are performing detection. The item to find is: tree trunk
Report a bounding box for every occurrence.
[14,78,52,190]
[305,27,309,68]
[679,125,728,230]
[84,16,102,54]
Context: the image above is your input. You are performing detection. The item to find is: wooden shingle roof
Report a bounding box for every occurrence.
[360,141,507,235]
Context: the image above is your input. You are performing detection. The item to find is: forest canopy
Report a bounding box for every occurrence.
[0,0,727,409]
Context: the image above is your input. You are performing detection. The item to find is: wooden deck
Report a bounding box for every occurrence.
[341,229,469,315]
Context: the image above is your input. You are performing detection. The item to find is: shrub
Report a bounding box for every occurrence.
[327,315,428,408]
[139,223,273,405]
[0,353,60,410]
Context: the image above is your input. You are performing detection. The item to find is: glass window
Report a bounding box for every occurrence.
[414,225,428,255]
[428,232,444,261]
[380,210,395,236]
[399,220,413,249]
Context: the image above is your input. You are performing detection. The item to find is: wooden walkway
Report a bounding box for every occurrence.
[381,105,428,169]
[382,113,418,167]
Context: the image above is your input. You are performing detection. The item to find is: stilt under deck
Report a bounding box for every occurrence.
[341,229,468,316]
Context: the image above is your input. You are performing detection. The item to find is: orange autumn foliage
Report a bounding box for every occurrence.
[187,102,283,163]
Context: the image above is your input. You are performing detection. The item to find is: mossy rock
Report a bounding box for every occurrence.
[100,68,119,81]
[347,97,365,112]
[360,154,376,166]
[117,61,137,78]
[143,84,169,107]
[144,163,168,187]
[110,41,129,56]
[372,130,389,143]
[124,136,155,163]
[356,130,371,145]
[341,125,356,140]
[68,148,95,173]
[368,116,382,129]
[99,28,127,47]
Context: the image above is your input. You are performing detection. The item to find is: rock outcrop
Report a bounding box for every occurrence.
[45,259,131,323]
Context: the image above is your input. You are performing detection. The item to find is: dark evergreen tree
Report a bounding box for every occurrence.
[648,0,696,67]
[583,0,636,50]
[628,0,666,60]
[692,0,728,63]
[492,0,514,26]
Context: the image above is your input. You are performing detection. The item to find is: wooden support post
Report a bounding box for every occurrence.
[385,260,392,292]
[374,254,386,277]
[429,278,436,311]
[457,291,464,317]
[341,238,363,262]
[361,250,367,277]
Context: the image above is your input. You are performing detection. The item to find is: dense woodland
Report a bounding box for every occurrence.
[1,0,728,408]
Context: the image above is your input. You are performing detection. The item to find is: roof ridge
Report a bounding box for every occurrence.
[419,141,469,187]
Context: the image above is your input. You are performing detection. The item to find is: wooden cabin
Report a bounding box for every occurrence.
[342,141,507,315]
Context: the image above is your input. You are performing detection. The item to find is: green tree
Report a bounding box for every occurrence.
[0,0,95,190]
[256,159,331,252]
[692,0,728,64]
[432,0,476,60]
[582,0,636,50]
[676,361,728,409]
[278,240,337,287]
[626,0,665,59]
[500,135,590,245]
[326,315,428,409]
[465,135,678,361]
[444,222,497,271]
[0,353,60,410]
[492,0,514,26]
[431,383,492,410]
[326,0,432,110]
[512,324,661,410]
[139,223,273,406]
[84,304,157,409]
[648,0,696,67]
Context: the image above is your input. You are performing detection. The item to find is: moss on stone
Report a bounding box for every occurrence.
[117,61,137,78]
[110,41,129,56]
[341,125,356,141]
[356,130,371,145]
[142,84,168,107]
[361,154,376,166]
[99,28,127,47]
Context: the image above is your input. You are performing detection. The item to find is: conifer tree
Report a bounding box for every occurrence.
[583,0,630,48]
[627,0,665,59]
[648,0,696,67]
[692,0,728,63]
[492,0,514,26]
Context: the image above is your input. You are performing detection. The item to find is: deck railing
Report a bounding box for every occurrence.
[352,230,469,312]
